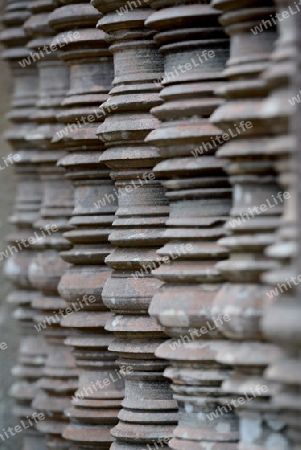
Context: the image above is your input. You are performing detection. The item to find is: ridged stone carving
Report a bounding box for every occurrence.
[24,0,78,448]
[49,2,125,448]
[1,0,47,448]
[145,1,237,449]
[91,1,178,449]
[262,1,299,448]
[211,0,288,448]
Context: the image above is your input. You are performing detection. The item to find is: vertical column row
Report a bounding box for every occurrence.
[262,0,299,449]
[49,2,124,448]
[24,0,77,448]
[145,1,236,449]
[91,1,178,449]
[2,0,300,449]
[0,1,47,449]
[210,1,283,449]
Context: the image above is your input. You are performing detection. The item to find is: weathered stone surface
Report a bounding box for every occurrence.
[1,0,47,448]
[145,1,237,449]
[91,1,178,449]
[210,1,288,448]
[49,2,124,448]
[24,0,78,447]
[1,0,301,449]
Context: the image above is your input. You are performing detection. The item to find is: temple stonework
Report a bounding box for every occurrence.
[1,0,300,449]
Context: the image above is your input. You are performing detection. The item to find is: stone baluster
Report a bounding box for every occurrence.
[90,1,179,449]
[144,1,237,449]
[24,1,78,448]
[261,0,299,448]
[1,0,48,448]
[48,2,124,448]
[210,0,289,448]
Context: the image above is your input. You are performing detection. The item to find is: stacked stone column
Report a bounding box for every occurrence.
[2,0,301,450]
[144,1,237,449]
[0,1,47,449]
[261,0,299,448]
[210,0,290,449]
[49,2,125,448]
[90,1,179,449]
[24,0,78,448]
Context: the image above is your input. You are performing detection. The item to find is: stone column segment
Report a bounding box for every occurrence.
[91,1,178,449]
[24,0,78,448]
[211,0,287,448]
[145,1,236,449]
[1,0,47,448]
[49,1,125,448]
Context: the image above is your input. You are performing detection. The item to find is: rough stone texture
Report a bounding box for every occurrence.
[91,1,178,449]
[145,1,237,449]
[210,1,290,449]
[49,2,125,448]
[0,0,300,449]
[24,0,78,447]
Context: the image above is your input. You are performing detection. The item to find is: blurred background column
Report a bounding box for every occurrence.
[0,0,20,448]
